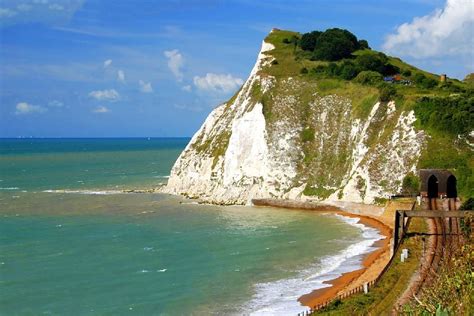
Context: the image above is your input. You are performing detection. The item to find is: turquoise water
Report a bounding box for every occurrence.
[0,138,186,191]
[0,139,382,315]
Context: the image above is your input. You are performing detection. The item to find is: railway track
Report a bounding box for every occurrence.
[416,206,462,294]
[395,204,464,309]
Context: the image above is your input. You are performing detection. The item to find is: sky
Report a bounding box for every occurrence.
[1,0,473,137]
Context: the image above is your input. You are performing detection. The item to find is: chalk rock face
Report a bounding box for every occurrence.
[163,31,426,205]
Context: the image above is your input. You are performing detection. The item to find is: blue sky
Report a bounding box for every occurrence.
[1,0,472,137]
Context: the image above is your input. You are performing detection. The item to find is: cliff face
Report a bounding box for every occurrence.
[163,30,426,205]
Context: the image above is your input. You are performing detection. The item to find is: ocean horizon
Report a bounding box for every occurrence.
[0,138,383,314]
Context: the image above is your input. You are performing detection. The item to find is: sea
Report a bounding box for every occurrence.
[0,138,383,315]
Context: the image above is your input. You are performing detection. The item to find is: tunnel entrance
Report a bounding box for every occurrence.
[419,169,458,211]
[428,175,438,198]
[446,175,457,198]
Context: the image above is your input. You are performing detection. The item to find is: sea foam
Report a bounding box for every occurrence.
[243,214,384,315]
[42,189,123,195]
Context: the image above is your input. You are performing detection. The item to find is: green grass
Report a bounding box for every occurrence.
[313,79,379,120]
[352,49,439,82]
[303,184,335,198]
[354,93,379,118]
[402,241,473,315]
[192,130,231,169]
[263,30,330,78]
[316,78,344,91]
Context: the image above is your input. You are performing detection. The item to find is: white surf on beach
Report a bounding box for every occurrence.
[243,214,385,315]
[42,189,124,195]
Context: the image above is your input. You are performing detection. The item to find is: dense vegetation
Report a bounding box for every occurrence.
[402,173,420,196]
[402,235,473,315]
[414,92,474,135]
[299,28,369,61]
[282,28,468,97]
[414,91,473,199]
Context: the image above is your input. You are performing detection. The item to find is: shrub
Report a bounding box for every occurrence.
[402,173,420,196]
[354,70,383,85]
[421,77,438,89]
[382,63,400,76]
[339,61,359,80]
[402,69,412,77]
[439,82,465,93]
[283,35,299,45]
[300,28,368,61]
[313,65,326,74]
[459,197,474,210]
[354,52,399,76]
[414,73,426,84]
[358,39,370,50]
[355,53,386,73]
[301,127,315,142]
[313,28,359,61]
[325,62,339,77]
[300,67,308,74]
[414,73,438,89]
[413,93,474,135]
[404,243,473,315]
[299,31,321,51]
[378,84,397,102]
[299,28,369,60]
[320,61,359,80]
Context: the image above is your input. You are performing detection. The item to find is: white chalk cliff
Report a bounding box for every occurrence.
[163,30,426,205]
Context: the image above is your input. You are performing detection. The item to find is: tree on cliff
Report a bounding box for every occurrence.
[299,28,369,61]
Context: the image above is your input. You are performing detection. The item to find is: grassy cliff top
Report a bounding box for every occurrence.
[261,29,468,102]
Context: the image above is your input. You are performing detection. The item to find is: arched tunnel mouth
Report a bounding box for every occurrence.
[427,175,438,198]
[446,175,457,198]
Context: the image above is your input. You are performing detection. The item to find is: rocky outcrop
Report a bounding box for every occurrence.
[163,30,426,205]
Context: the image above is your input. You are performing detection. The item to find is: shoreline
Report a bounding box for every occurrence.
[251,199,392,311]
[298,214,392,310]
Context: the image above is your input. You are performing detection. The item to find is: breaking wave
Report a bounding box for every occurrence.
[242,214,384,315]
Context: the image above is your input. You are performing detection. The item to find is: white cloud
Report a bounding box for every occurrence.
[1,1,84,26]
[92,106,109,113]
[0,8,17,18]
[383,0,474,58]
[88,89,120,101]
[48,100,63,107]
[103,59,112,68]
[182,85,192,92]
[15,102,46,115]
[164,49,184,81]
[139,80,153,93]
[17,4,33,11]
[193,73,243,93]
[48,4,64,11]
[117,70,125,83]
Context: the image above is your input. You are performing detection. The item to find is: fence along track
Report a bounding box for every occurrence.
[300,205,469,316]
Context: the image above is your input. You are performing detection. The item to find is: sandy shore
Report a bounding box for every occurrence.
[251,199,393,310]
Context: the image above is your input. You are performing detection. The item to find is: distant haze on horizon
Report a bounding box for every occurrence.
[1,0,473,138]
